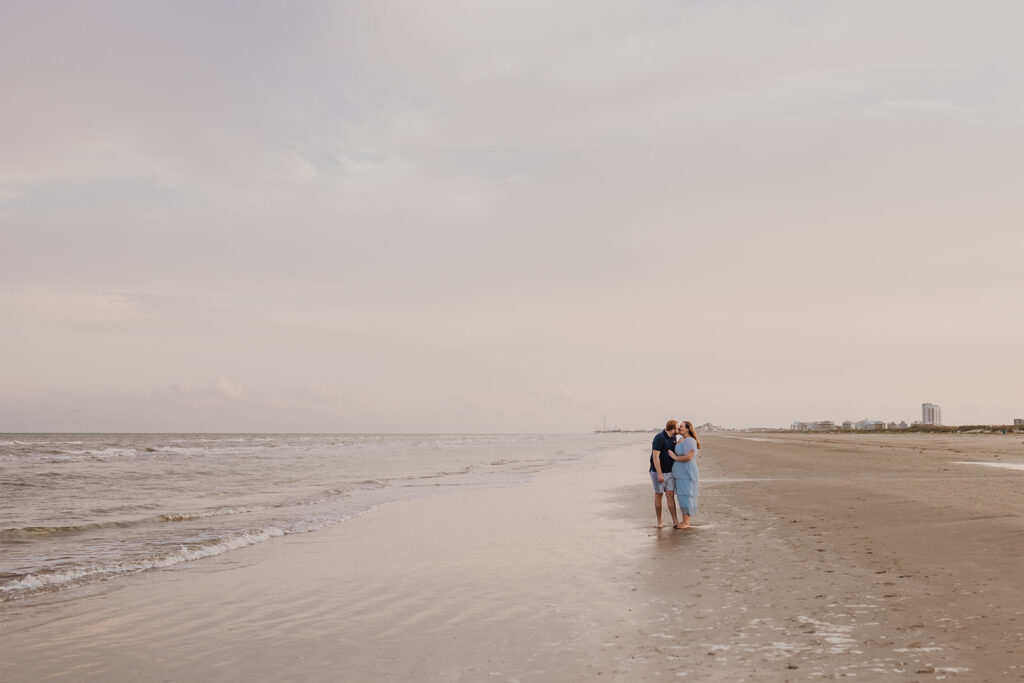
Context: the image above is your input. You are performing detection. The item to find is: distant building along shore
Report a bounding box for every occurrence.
[921,402,942,426]
[792,404,1022,433]
[792,419,909,432]
[792,403,938,432]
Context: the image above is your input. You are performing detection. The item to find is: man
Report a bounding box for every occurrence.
[649,419,680,528]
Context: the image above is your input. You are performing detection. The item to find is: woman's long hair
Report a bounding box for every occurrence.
[679,420,702,449]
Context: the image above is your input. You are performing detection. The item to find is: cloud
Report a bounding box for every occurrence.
[305,383,340,401]
[1,1,1022,430]
[864,98,972,115]
[215,378,245,401]
[26,291,147,323]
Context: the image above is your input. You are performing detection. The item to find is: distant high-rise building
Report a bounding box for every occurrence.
[922,403,942,425]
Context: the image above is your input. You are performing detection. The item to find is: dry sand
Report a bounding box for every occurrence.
[2,432,1023,681]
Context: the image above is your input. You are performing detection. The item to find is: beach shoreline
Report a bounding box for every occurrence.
[2,433,1023,681]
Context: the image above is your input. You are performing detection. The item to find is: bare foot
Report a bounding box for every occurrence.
[656,522,664,529]
[674,523,690,529]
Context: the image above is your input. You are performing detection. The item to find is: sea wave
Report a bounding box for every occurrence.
[77,447,140,458]
[2,508,261,539]
[1,521,131,538]
[157,445,265,455]
[1,492,359,539]
[0,527,288,595]
[0,444,264,462]
[0,507,374,599]
[0,447,143,462]
[158,506,260,522]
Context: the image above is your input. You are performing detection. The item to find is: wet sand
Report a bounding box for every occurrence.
[2,432,1023,681]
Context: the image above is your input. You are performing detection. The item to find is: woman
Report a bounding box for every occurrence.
[669,420,701,529]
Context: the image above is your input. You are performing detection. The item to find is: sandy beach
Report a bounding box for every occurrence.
[2,432,1023,681]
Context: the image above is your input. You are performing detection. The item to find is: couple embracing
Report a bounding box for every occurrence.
[649,419,701,529]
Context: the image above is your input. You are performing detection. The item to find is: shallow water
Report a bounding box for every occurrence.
[0,433,626,601]
[951,461,1024,471]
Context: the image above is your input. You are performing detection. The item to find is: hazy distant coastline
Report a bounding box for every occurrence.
[599,424,1024,435]
[783,424,1023,435]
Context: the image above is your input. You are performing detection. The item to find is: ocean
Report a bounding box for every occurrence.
[1,433,623,603]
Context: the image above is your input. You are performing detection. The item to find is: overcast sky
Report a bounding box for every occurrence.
[2,1,1022,432]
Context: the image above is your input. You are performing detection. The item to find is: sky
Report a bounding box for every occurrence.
[2,1,1023,432]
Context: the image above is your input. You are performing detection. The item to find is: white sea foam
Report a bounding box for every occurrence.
[1,527,287,594]
[84,447,139,457]
[796,616,855,653]
[159,445,265,455]
[159,506,261,521]
[43,447,142,459]
[952,461,1024,471]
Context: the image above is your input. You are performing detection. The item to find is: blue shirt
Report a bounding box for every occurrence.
[675,437,697,459]
[673,437,699,485]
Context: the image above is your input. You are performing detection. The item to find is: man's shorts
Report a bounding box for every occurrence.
[650,470,676,494]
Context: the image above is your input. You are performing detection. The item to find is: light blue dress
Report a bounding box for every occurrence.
[672,437,699,515]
